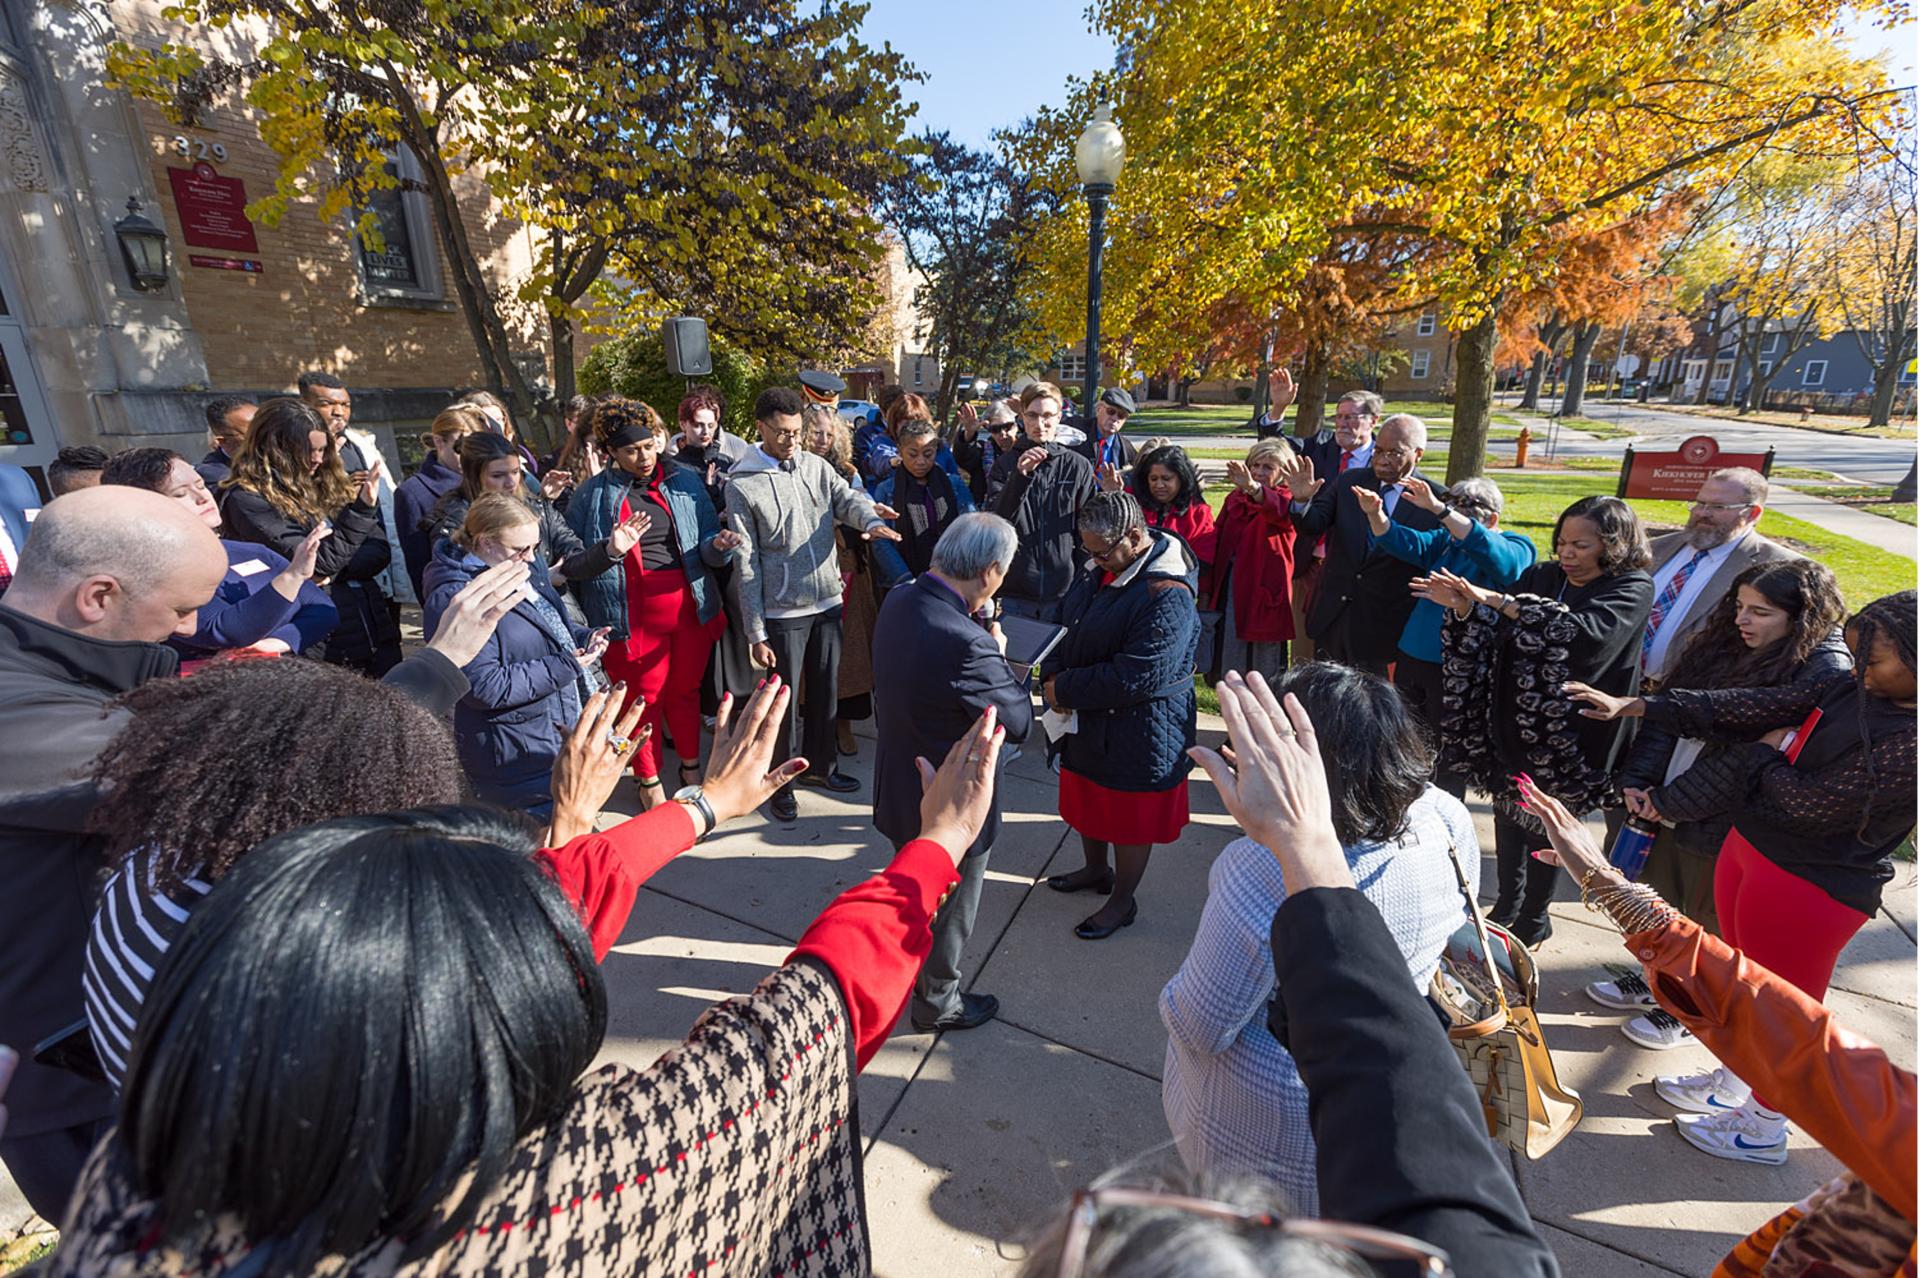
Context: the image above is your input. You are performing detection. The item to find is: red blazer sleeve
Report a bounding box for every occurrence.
[1629,917,1916,1218]
[537,803,699,961]
[789,838,962,1069]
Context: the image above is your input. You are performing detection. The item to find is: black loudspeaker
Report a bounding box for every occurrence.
[663,317,712,377]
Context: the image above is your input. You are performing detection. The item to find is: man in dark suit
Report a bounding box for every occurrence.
[871,511,1034,1032]
[1282,412,1448,677]
[1072,387,1141,484]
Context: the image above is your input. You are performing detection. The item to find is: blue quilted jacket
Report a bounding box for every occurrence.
[564,462,727,639]
[1043,528,1200,792]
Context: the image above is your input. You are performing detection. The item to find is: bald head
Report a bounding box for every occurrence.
[6,486,228,642]
[1372,414,1427,485]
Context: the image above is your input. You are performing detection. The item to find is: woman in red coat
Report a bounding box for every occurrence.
[1204,438,1297,682]
[1130,444,1218,569]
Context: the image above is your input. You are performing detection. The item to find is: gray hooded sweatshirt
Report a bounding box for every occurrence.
[724,446,884,644]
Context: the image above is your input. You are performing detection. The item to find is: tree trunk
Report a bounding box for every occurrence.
[1177,377,1194,407]
[1893,459,1917,503]
[1559,320,1602,417]
[1868,351,1905,428]
[1448,309,1499,484]
[1295,342,1332,434]
[549,312,577,410]
[1250,329,1274,425]
[1519,350,1548,409]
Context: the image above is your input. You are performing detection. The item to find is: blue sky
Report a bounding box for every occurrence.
[860,0,1116,150]
[861,2,1913,153]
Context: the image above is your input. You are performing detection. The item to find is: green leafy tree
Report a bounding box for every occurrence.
[577,329,782,438]
[110,0,913,443]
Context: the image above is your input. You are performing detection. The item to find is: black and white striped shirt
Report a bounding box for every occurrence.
[84,851,211,1090]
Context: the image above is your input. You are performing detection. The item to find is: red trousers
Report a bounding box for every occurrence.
[1714,829,1869,1108]
[604,564,719,781]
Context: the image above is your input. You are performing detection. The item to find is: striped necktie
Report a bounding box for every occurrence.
[1643,550,1709,661]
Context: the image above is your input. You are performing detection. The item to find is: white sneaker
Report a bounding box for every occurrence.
[1585,968,1656,1010]
[1674,1105,1788,1165]
[1622,1008,1695,1050]
[1655,1067,1751,1114]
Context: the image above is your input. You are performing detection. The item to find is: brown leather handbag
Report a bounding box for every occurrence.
[1429,849,1584,1158]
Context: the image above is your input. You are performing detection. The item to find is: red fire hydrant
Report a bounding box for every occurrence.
[1514,426,1532,469]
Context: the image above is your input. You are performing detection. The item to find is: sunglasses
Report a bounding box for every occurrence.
[1054,1188,1451,1277]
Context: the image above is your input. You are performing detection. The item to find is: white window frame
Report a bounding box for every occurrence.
[1757,360,1772,379]
[1800,360,1827,387]
[1710,358,1734,387]
[1763,332,1781,355]
[1057,351,1087,383]
[1409,349,1432,379]
[1681,358,1708,383]
[1415,312,1437,337]
[354,148,445,307]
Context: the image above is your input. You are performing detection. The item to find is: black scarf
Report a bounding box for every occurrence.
[892,464,958,577]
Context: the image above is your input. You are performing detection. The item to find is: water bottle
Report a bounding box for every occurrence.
[1607,816,1659,880]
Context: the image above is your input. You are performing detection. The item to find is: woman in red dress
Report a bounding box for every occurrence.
[1040,492,1202,939]
[1203,438,1297,683]
[1131,444,1218,571]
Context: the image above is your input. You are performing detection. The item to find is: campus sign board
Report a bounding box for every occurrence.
[167,162,260,255]
[1615,435,1774,501]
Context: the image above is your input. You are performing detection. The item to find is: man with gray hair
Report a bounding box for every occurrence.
[870,512,1035,1032]
[1637,466,1794,683]
[1278,412,1449,676]
[0,486,227,1220]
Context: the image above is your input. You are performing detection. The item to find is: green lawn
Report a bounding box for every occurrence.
[1790,485,1918,527]
[1548,415,1637,440]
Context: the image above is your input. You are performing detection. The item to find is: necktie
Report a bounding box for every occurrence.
[1643,550,1709,661]
[1338,450,1353,473]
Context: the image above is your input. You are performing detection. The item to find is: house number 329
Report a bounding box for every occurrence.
[171,135,229,163]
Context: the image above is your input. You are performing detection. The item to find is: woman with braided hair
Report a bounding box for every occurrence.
[1567,589,1917,1167]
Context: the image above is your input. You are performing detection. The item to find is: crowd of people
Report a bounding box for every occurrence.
[0,362,1911,1277]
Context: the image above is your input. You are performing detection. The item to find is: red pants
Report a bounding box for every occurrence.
[603,565,718,781]
[1714,830,1869,1108]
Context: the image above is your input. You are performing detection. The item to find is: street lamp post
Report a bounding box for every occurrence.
[1075,103,1125,422]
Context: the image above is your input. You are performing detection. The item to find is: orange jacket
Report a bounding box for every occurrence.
[1627,915,1916,1266]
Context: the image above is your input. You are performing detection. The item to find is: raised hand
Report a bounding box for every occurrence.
[607,509,652,558]
[357,461,384,504]
[1408,573,1471,613]
[915,705,1005,864]
[702,676,810,824]
[1187,672,1353,892]
[1401,475,1442,514]
[872,502,900,521]
[1098,462,1125,493]
[1225,459,1254,492]
[864,522,904,543]
[271,522,333,601]
[1517,774,1620,890]
[540,469,574,502]
[1016,446,1048,477]
[544,684,652,845]
[1561,679,1643,721]
[1271,366,1298,412]
[1351,485,1384,518]
[1272,448,1319,501]
[426,560,530,667]
[957,401,980,437]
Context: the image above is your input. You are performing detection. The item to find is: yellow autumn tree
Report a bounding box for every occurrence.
[1016,0,1906,479]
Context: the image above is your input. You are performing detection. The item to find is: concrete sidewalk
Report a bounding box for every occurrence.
[5,712,1913,1275]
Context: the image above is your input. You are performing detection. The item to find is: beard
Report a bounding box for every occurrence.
[1686,522,1739,550]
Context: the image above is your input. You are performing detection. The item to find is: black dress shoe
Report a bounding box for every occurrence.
[1074,899,1138,940]
[798,769,860,793]
[1045,868,1116,895]
[912,992,999,1033]
[767,789,798,822]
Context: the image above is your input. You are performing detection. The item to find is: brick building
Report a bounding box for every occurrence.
[0,0,549,492]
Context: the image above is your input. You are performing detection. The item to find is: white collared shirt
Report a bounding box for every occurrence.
[1643,531,1747,676]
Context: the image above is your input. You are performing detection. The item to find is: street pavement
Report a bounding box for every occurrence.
[3,714,1913,1274]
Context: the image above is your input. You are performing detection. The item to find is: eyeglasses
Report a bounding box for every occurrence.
[1374,446,1416,460]
[1081,536,1131,564]
[1054,1188,1451,1277]
[1689,500,1753,513]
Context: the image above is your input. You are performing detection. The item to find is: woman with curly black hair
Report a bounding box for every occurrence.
[80,657,465,1088]
[220,397,400,674]
[1565,590,1916,1166]
[1415,493,1654,946]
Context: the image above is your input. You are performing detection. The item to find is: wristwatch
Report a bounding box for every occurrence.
[672,786,716,841]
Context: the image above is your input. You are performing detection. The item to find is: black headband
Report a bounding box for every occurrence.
[602,421,654,449]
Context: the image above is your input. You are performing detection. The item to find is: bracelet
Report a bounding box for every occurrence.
[1583,880,1680,936]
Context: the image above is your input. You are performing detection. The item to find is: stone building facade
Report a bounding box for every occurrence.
[0,0,547,492]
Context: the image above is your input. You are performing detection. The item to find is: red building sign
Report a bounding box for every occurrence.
[166,162,260,255]
[1616,435,1774,501]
